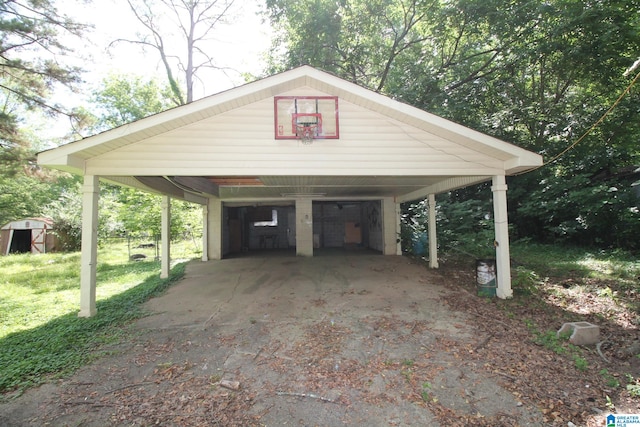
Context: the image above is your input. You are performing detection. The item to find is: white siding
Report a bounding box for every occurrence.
[86,88,504,177]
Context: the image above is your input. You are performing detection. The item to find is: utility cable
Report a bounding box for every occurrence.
[517,68,640,175]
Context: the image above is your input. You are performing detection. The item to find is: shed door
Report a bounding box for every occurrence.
[32,228,46,253]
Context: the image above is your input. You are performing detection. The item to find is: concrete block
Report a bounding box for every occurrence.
[557,322,600,346]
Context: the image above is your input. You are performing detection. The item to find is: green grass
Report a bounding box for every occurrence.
[0,240,198,395]
[510,242,640,283]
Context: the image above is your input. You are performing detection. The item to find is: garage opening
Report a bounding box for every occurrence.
[223,204,296,256]
[312,201,383,253]
[222,200,384,257]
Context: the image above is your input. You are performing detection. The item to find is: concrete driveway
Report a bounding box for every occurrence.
[138,252,465,334]
[131,252,542,426]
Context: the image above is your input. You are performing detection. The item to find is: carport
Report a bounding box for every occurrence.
[37,66,542,317]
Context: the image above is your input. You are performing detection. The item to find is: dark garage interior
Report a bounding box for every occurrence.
[222,200,383,256]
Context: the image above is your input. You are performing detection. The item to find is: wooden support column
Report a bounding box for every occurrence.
[207,197,223,260]
[295,198,313,256]
[79,175,99,318]
[428,194,439,269]
[160,196,171,279]
[201,204,209,261]
[492,175,512,299]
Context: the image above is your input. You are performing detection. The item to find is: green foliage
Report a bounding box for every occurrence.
[526,320,590,372]
[0,248,187,393]
[41,182,84,251]
[510,243,640,284]
[573,355,588,372]
[512,266,539,296]
[40,182,204,249]
[533,329,568,355]
[0,0,86,174]
[400,199,429,256]
[421,382,433,402]
[0,172,78,226]
[90,74,175,131]
[516,172,640,249]
[600,369,621,388]
[400,186,497,258]
[628,383,640,398]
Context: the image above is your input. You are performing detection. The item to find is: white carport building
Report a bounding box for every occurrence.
[37,66,542,317]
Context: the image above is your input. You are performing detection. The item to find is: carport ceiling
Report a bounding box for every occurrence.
[128,175,462,201]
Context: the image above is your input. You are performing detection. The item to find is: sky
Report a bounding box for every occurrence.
[40,0,274,141]
[58,0,273,107]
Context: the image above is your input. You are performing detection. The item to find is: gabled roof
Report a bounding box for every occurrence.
[1,218,54,230]
[38,66,542,204]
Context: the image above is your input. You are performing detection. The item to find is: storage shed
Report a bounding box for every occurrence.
[0,218,57,255]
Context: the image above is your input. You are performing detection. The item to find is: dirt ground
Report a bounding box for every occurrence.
[0,252,638,426]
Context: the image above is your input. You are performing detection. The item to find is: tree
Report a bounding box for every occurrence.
[0,171,78,226]
[90,73,175,132]
[0,0,86,175]
[265,0,442,92]
[114,0,237,105]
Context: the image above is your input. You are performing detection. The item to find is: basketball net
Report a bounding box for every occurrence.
[296,124,317,145]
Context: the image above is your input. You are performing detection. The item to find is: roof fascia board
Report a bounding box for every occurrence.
[103,176,160,193]
[36,152,85,174]
[221,195,386,204]
[504,154,544,174]
[171,176,220,197]
[132,176,208,204]
[103,176,206,204]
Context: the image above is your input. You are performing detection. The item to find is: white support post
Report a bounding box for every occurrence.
[428,194,439,269]
[295,198,314,256]
[492,175,512,299]
[160,196,171,279]
[201,204,209,261]
[395,202,402,255]
[79,175,99,318]
[207,197,223,260]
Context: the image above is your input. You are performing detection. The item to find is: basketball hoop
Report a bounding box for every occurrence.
[296,123,318,145]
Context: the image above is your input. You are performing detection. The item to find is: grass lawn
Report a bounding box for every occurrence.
[0,239,199,395]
